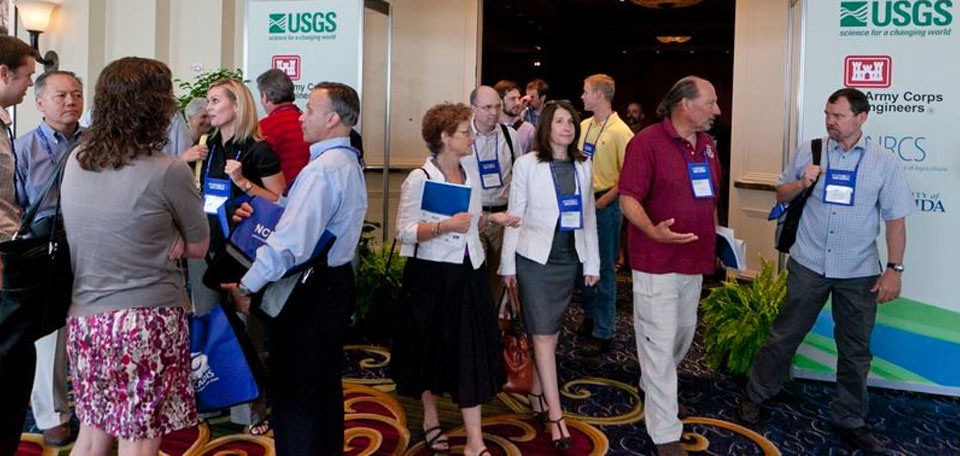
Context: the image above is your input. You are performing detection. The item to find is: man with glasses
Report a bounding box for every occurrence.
[469,85,521,300]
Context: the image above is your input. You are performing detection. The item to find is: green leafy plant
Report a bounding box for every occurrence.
[353,221,405,338]
[174,68,244,112]
[700,258,787,375]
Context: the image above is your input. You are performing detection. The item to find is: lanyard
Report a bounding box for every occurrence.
[583,116,610,147]
[548,160,581,198]
[35,128,57,161]
[825,139,866,175]
[202,143,243,187]
[472,129,499,167]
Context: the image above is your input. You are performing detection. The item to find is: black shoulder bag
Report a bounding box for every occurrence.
[0,150,74,350]
[774,138,822,253]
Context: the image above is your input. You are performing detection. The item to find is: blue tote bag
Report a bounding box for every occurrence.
[189,305,261,412]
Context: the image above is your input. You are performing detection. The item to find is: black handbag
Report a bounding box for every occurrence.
[774,138,822,253]
[0,150,74,348]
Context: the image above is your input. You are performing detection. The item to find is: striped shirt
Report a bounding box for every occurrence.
[778,135,915,279]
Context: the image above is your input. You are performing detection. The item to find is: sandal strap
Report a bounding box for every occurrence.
[423,425,449,448]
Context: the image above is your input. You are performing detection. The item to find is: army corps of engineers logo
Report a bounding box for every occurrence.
[841,1,870,27]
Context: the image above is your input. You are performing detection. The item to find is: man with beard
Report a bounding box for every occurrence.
[494,80,535,155]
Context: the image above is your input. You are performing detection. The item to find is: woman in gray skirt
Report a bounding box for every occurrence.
[499,100,600,450]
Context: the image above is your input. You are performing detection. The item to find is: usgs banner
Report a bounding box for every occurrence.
[246,0,364,112]
[795,0,960,396]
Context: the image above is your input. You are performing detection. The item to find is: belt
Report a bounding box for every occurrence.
[594,188,614,200]
[482,205,508,212]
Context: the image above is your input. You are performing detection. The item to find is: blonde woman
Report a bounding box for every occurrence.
[189,79,285,434]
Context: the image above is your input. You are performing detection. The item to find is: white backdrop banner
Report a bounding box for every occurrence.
[246,0,364,113]
[794,0,960,396]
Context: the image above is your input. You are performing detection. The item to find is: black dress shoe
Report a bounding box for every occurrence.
[580,337,612,357]
[834,425,888,454]
[577,318,594,338]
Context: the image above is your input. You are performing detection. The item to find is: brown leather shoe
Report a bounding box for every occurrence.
[42,422,76,447]
[656,441,688,456]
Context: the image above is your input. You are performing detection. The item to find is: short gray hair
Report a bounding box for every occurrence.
[657,76,703,118]
[256,68,295,104]
[314,82,359,127]
[35,70,82,98]
[184,97,207,118]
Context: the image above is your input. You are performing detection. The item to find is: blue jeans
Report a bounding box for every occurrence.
[580,199,621,340]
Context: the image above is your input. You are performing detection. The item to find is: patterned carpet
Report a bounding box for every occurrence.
[17,275,960,455]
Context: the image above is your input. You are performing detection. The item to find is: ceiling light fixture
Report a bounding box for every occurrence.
[630,0,704,8]
[656,35,692,44]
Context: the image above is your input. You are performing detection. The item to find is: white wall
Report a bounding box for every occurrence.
[728,0,793,275]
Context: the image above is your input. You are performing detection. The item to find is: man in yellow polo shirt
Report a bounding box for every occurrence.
[577,73,635,356]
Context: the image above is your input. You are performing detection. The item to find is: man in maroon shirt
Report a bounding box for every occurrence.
[257,69,310,186]
[619,76,721,456]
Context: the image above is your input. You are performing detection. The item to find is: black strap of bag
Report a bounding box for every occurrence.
[775,138,822,253]
[499,123,517,164]
[412,167,431,258]
[15,147,73,239]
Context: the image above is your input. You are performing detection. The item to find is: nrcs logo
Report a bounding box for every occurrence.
[841,0,953,27]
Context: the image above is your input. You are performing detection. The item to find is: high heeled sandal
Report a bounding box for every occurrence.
[546,416,572,451]
[422,425,450,455]
[527,393,549,423]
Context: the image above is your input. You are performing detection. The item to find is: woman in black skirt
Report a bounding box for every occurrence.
[500,100,600,450]
[392,102,520,456]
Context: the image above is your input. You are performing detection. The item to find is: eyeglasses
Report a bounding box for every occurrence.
[544,99,572,107]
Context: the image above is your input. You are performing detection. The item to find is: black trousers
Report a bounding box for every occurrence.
[265,264,354,456]
[0,290,39,456]
[746,258,879,429]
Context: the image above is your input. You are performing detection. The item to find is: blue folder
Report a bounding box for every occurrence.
[421,180,471,215]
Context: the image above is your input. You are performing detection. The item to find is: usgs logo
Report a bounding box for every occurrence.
[841,1,953,27]
[269,12,338,34]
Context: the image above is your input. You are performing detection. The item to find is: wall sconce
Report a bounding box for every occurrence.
[656,35,693,44]
[15,0,59,71]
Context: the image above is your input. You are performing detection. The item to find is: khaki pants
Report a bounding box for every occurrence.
[632,270,701,444]
[479,218,505,304]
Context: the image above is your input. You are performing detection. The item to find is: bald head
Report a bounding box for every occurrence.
[470,85,501,133]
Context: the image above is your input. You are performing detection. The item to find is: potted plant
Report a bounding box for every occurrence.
[700,258,787,376]
[175,68,244,112]
[352,222,405,343]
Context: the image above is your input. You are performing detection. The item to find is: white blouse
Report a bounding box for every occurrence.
[395,156,485,269]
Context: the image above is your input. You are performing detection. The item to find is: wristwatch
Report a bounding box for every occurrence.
[237,284,252,296]
[887,262,905,274]
[241,180,254,194]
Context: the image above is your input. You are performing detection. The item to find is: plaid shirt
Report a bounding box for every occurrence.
[778,135,915,279]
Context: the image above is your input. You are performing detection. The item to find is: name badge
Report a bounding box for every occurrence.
[558,195,583,231]
[688,162,715,199]
[824,169,856,206]
[582,142,596,158]
[203,177,231,214]
[478,159,503,189]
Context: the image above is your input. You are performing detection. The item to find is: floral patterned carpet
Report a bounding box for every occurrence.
[17,276,960,455]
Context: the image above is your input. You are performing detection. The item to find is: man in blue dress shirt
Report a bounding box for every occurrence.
[738,88,915,455]
[223,82,367,456]
[14,70,84,447]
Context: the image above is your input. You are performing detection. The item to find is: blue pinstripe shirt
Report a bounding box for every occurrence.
[777,135,915,279]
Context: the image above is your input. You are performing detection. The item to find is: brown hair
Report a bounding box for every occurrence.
[77,57,177,171]
[421,102,472,155]
[534,100,586,163]
[0,36,39,71]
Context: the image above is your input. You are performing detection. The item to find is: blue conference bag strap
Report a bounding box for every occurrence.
[774,138,822,253]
